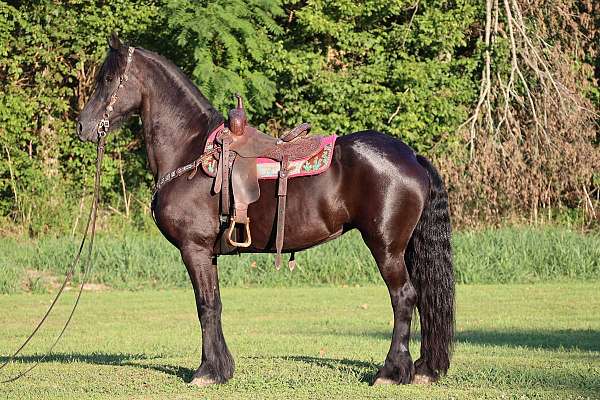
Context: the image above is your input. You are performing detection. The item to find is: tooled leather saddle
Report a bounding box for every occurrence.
[214,95,322,269]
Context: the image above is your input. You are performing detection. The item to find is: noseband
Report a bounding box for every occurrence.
[96,46,135,140]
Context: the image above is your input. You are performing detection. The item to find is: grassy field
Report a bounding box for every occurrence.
[1,227,599,293]
[0,283,598,399]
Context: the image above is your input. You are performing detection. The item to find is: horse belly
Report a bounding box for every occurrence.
[245,167,348,252]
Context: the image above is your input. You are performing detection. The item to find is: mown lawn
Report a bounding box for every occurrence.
[1,283,599,399]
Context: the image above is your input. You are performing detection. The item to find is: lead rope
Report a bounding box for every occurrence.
[0,135,106,383]
[0,46,135,383]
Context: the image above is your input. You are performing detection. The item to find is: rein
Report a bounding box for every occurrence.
[0,47,135,384]
[0,138,105,383]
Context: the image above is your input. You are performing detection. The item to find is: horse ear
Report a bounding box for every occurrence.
[108,32,122,50]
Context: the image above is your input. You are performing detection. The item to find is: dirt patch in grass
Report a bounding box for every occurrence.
[21,269,109,293]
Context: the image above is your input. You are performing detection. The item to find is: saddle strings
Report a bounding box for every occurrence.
[0,136,106,383]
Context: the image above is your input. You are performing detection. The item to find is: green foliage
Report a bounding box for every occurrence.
[0,0,596,233]
[160,0,480,149]
[0,227,598,294]
[165,0,284,115]
[0,1,161,235]
[263,0,479,152]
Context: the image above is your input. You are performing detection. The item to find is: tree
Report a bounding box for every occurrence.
[265,0,478,153]
[165,0,284,117]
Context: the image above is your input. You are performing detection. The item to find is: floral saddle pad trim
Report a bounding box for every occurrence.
[201,132,337,180]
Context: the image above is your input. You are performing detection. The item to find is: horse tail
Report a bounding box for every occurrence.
[405,154,454,378]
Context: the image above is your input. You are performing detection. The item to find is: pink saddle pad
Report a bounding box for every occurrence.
[201,131,337,180]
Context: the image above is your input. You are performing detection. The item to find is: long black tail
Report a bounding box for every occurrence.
[405,155,454,377]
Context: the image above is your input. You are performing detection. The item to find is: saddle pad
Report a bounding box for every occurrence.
[201,131,337,180]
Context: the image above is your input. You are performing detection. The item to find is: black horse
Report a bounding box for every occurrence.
[77,35,454,387]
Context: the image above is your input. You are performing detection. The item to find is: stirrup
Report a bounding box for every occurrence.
[226,216,252,247]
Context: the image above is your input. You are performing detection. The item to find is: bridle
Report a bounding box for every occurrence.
[0,47,136,383]
[97,46,135,141]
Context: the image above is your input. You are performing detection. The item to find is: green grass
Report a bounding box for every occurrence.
[0,227,599,293]
[0,283,599,399]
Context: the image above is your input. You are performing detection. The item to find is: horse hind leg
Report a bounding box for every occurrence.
[362,233,418,385]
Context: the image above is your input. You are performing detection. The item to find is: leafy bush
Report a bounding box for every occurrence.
[0,1,161,235]
[266,0,479,154]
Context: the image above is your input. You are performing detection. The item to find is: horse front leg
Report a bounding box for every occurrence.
[180,244,234,386]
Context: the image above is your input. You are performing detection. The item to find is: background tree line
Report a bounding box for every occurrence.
[0,0,598,236]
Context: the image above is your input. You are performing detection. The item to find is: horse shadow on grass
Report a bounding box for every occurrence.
[455,329,600,353]
[363,328,600,353]
[0,352,377,384]
[0,352,195,382]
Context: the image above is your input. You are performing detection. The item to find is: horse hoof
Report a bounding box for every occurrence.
[372,377,397,386]
[189,376,218,387]
[411,374,434,385]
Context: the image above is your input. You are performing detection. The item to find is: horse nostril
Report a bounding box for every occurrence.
[77,122,83,134]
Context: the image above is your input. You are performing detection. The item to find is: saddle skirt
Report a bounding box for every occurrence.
[201,128,337,180]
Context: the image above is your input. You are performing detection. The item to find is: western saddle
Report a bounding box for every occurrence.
[214,94,322,269]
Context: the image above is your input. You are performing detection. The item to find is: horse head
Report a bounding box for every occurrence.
[76,33,142,142]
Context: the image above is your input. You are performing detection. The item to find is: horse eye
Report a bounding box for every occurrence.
[105,75,114,83]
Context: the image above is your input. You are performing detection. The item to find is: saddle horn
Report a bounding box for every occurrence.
[228,93,247,137]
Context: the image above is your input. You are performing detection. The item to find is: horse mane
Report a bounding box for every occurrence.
[97,47,128,82]
[97,45,224,132]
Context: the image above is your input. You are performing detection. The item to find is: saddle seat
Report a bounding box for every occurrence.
[218,124,320,161]
[213,95,323,269]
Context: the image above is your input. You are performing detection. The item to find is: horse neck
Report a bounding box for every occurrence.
[137,52,222,180]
